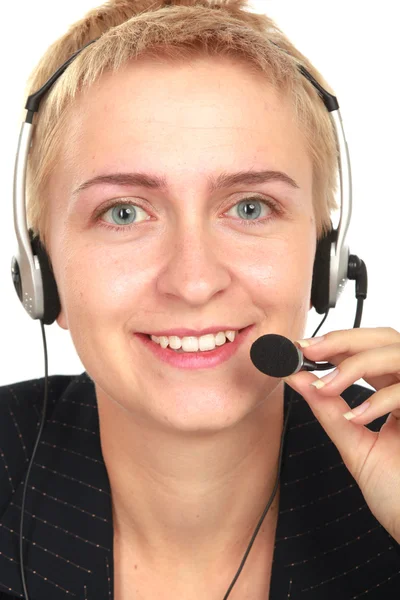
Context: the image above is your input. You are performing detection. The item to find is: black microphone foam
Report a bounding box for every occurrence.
[250,334,301,377]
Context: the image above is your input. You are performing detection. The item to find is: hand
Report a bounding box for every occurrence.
[283,327,400,545]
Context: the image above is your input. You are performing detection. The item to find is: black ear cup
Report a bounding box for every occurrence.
[29,229,61,325]
[311,227,338,314]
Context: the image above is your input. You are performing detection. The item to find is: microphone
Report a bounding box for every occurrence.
[250,333,336,377]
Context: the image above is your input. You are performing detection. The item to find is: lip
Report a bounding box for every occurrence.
[134,324,254,370]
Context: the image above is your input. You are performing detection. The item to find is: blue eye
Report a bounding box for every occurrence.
[225,197,280,227]
[102,203,150,227]
[228,199,264,222]
[110,205,136,225]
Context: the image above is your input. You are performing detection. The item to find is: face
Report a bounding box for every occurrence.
[46,56,316,432]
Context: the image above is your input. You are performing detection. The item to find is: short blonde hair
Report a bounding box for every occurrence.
[24,0,338,248]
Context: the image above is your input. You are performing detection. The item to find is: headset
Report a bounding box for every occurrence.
[11,36,368,600]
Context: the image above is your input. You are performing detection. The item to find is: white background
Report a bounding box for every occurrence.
[0,1,398,387]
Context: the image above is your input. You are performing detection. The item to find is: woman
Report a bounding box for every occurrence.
[1,1,399,599]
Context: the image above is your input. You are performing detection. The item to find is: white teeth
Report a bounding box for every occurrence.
[168,336,182,350]
[158,336,169,349]
[215,332,227,346]
[198,334,216,351]
[225,330,236,342]
[182,337,200,352]
[150,330,239,352]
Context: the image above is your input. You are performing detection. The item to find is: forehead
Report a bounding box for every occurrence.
[60,56,311,190]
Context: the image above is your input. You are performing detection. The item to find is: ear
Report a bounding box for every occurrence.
[309,299,313,310]
[56,308,69,330]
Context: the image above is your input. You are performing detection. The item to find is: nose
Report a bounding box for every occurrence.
[156,221,232,306]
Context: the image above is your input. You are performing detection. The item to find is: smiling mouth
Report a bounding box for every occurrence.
[133,325,255,369]
[144,327,248,353]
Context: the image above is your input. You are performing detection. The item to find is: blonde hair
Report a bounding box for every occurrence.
[24,0,339,248]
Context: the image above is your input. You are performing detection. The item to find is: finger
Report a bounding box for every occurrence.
[341,383,400,423]
[309,343,400,397]
[296,326,400,360]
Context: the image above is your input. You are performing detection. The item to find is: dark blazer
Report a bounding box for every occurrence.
[0,372,399,599]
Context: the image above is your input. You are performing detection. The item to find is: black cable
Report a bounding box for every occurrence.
[222,375,294,599]
[311,308,330,337]
[19,320,48,600]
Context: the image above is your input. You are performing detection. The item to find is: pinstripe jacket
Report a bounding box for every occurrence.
[0,372,399,599]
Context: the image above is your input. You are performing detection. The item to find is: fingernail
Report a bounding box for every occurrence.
[343,401,371,420]
[310,368,339,389]
[296,335,325,348]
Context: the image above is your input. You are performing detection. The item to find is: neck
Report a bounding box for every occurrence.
[97,381,285,571]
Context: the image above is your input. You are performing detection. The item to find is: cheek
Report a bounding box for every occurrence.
[57,245,144,323]
[239,237,312,301]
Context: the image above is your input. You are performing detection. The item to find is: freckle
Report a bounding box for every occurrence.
[134,564,137,570]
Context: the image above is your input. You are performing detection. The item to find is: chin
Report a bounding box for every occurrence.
[148,388,266,435]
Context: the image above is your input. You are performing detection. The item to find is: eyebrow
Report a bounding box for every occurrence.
[72,169,300,197]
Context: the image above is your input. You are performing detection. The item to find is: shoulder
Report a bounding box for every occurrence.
[0,373,85,517]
